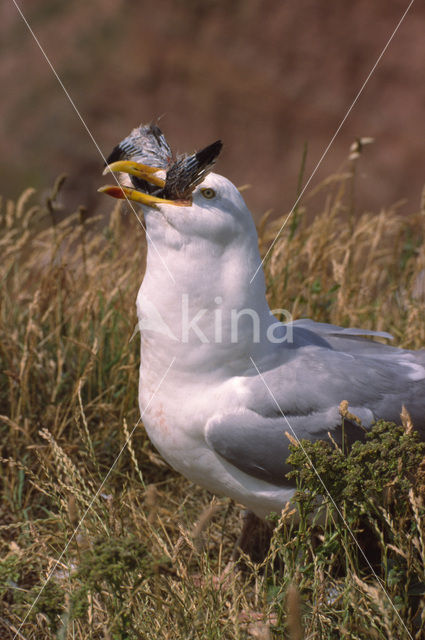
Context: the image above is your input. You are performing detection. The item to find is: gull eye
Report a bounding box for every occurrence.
[201,187,216,199]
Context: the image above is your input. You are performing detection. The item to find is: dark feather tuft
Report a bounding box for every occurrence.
[164,140,223,199]
[105,144,126,167]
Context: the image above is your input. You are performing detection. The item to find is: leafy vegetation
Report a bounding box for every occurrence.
[1,153,425,638]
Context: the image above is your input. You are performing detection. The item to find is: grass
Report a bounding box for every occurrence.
[1,152,425,639]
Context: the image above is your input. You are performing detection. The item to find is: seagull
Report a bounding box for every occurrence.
[100,124,425,521]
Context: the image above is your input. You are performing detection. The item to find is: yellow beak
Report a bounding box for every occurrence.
[99,160,190,207]
[102,160,166,188]
[97,185,189,207]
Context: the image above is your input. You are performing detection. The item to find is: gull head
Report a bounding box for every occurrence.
[99,140,257,246]
[154,172,256,243]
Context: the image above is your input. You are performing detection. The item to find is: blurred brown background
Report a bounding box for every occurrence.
[1,0,424,219]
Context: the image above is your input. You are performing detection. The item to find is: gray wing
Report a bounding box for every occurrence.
[246,322,425,433]
[292,318,394,342]
[205,408,364,487]
[206,320,425,485]
[290,319,398,356]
